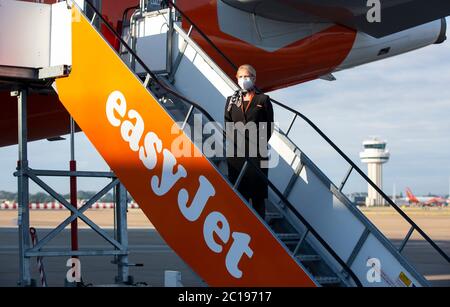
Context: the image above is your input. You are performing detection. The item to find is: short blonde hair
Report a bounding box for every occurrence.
[237,64,256,78]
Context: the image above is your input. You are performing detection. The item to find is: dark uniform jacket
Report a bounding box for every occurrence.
[224,91,274,200]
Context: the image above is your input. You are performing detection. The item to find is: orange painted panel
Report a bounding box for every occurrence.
[176,0,357,92]
[55,6,316,287]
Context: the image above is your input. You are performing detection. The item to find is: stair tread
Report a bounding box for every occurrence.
[315,276,341,285]
[297,254,321,262]
[265,212,283,219]
[162,103,179,109]
[210,156,226,161]
[265,212,283,225]
[277,233,301,240]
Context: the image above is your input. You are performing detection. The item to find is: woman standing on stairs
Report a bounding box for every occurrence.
[224,64,274,220]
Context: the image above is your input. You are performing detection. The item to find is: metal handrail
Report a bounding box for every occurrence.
[163,0,450,265]
[77,0,363,287]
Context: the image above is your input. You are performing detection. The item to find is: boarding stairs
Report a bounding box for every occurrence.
[116,1,450,287]
[4,0,449,287]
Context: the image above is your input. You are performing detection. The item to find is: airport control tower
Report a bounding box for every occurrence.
[360,138,390,206]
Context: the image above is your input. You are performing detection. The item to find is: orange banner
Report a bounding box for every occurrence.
[55,6,315,287]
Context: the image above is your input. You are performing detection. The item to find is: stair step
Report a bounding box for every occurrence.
[210,156,226,162]
[162,103,179,110]
[265,212,283,221]
[277,233,301,242]
[297,254,321,262]
[315,276,341,285]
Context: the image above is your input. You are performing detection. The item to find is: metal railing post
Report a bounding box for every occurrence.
[233,161,249,189]
[286,114,297,136]
[339,166,354,192]
[399,226,415,253]
[181,105,194,130]
[69,117,79,263]
[14,88,32,286]
[166,2,174,75]
[115,183,130,283]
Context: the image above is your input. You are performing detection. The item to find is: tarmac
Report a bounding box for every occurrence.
[0,207,449,287]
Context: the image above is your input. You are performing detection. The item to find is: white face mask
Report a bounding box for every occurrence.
[238,77,254,91]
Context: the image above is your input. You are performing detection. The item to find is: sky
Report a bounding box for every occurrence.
[1,25,450,196]
[269,26,450,196]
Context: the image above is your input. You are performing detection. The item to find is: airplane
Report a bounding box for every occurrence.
[1,0,450,148]
[404,188,447,207]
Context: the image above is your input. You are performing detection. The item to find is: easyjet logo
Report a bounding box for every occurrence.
[105,90,254,279]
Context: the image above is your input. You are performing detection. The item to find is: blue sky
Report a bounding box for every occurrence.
[270,29,450,196]
[1,28,449,196]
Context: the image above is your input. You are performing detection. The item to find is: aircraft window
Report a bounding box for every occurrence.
[364,144,386,149]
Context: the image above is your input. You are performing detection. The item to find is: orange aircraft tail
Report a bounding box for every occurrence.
[406,188,419,203]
